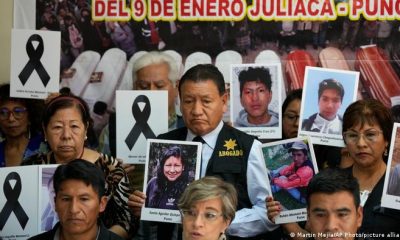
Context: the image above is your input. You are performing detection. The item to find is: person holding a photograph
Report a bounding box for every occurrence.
[129,64,277,239]
[270,141,314,204]
[268,99,400,238]
[29,159,123,240]
[23,94,133,239]
[341,99,400,234]
[301,79,344,134]
[235,67,279,127]
[98,51,184,157]
[145,145,189,210]
[267,169,364,240]
[179,176,237,240]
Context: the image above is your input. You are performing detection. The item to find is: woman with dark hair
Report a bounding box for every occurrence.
[341,99,400,234]
[268,99,400,236]
[145,145,189,210]
[23,93,133,239]
[282,89,302,139]
[0,84,46,167]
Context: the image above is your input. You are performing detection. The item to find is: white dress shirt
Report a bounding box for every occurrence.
[311,114,342,134]
[186,121,277,237]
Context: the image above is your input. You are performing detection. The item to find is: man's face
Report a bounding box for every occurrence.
[240,81,272,124]
[318,89,342,121]
[55,179,107,237]
[180,80,227,136]
[308,191,363,240]
[135,63,177,115]
[291,149,307,167]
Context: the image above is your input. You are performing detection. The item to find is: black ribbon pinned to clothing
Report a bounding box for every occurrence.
[125,95,156,150]
[18,34,50,87]
[0,172,29,230]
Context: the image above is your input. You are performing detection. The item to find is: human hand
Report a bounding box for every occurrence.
[266,196,282,223]
[127,190,146,217]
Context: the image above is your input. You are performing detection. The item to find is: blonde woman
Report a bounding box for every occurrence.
[179,177,237,240]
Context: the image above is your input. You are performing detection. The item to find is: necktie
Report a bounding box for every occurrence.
[192,136,205,144]
[192,136,205,175]
[149,21,159,44]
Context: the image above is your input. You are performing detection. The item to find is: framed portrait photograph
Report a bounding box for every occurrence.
[299,66,359,147]
[231,63,282,139]
[382,123,400,210]
[38,165,59,233]
[261,138,318,224]
[141,139,202,223]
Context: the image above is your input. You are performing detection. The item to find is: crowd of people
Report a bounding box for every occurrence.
[0,1,390,240]
[36,0,400,77]
[2,46,400,239]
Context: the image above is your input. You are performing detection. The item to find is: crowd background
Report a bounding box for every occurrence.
[35,0,400,77]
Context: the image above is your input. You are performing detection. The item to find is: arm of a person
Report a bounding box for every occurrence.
[275,166,313,189]
[274,174,301,189]
[100,154,134,239]
[128,190,146,217]
[279,163,295,176]
[266,196,309,240]
[226,140,278,237]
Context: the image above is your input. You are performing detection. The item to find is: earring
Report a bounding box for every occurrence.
[218,233,227,240]
[85,135,88,140]
[384,148,388,156]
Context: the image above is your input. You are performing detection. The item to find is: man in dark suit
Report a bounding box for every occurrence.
[129,64,278,239]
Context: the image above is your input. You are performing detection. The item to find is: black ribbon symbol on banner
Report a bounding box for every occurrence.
[18,34,50,87]
[0,172,29,230]
[125,95,156,150]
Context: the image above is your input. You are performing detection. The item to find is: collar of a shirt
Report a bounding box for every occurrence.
[187,121,223,150]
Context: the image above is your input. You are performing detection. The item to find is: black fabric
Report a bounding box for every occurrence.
[205,125,254,210]
[159,124,255,211]
[343,167,400,235]
[27,222,124,240]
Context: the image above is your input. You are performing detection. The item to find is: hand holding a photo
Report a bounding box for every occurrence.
[265,196,281,223]
[128,190,146,217]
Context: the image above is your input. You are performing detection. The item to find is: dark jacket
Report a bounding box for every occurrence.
[28,222,123,240]
[158,123,255,210]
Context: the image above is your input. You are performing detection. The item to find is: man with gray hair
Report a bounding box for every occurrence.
[98,51,184,156]
[132,51,182,129]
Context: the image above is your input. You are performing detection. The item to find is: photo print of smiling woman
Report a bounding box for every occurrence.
[144,139,201,211]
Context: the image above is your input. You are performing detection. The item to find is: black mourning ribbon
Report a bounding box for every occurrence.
[125,95,156,150]
[0,172,29,230]
[18,34,50,87]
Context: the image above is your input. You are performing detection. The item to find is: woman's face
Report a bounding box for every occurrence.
[163,156,183,181]
[45,107,87,163]
[344,121,388,168]
[282,99,301,139]
[0,101,29,138]
[182,198,230,240]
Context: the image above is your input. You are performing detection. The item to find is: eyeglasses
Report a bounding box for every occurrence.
[343,130,383,144]
[180,209,223,222]
[0,107,27,120]
[283,113,300,123]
